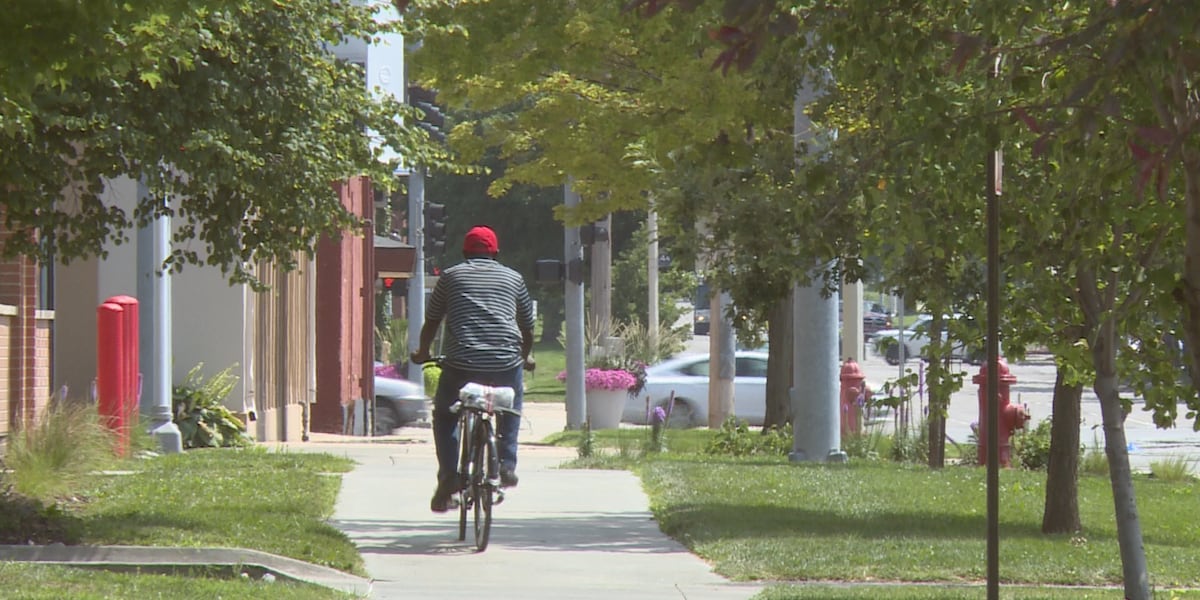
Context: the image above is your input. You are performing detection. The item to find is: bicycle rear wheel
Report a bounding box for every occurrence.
[472,420,496,552]
[457,413,474,542]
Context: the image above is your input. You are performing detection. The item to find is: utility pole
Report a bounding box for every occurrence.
[406,166,426,388]
[563,179,586,429]
[647,203,659,347]
[589,213,613,339]
[789,68,846,463]
[709,290,735,426]
[841,279,864,362]
[136,178,182,454]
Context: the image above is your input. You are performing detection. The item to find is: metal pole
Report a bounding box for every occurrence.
[407,167,427,389]
[564,178,586,429]
[986,147,1002,600]
[789,64,846,462]
[842,279,864,362]
[136,177,182,454]
[647,204,659,347]
[710,290,735,426]
[790,278,844,462]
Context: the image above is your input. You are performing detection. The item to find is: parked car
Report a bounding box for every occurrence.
[373,362,430,434]
[622,351,770,427]
[862,302,893,334]
[838,300,893,333]
[693,308,711,336]
[869,315,984,366]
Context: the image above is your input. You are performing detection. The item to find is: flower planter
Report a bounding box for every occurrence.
[585,388,628,429]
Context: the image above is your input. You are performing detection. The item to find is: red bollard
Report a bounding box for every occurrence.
[108,295,140,430]
[973,359,1030,467]
[97,302,129,456]
[839,358,868,438]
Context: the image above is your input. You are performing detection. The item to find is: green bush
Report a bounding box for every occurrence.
[0,401,116,501]
[706,417,792,457]
[889,417,929,464]
[1012,417,1053,470]
[1080,433,1109,476]
[1149,455,1196,482]
[843,429,886,461]
[172,364,252,449]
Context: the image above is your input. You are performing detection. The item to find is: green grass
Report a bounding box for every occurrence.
[0,564,354,599]
[637,457,1200,590]
[72,447,362,575]
[539,426,716,455]
[0,432,362,599]
[526,339,567,402]
[536,397,1200,597]
[756,583,1200,599]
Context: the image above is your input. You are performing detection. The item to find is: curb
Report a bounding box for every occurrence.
[0,544,371,596]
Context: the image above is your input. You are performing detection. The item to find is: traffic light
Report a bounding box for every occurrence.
[424,202,447,256]
[407,85,446,143]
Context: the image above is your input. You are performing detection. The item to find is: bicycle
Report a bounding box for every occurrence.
[450,380,519,551]
[419,355,523,551]
[413,354,532,551]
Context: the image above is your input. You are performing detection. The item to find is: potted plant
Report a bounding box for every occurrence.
[557,318,683,429]
[556,366,639,429]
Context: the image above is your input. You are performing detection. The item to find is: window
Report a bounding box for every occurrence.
[736,357,768,378]
[680,360,710,377]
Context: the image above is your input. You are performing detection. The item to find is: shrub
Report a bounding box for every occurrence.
[706,417,791,457]
[843,430,886,461]
[577,419,596,458]
[889,417,929,464]
[1149,455,1196,482]
[1012,417,1053,471]
[1,401,116,501]
[1080,433,1109,476]
[172,364,252,449]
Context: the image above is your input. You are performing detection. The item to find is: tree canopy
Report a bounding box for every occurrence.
[2,0,447,285]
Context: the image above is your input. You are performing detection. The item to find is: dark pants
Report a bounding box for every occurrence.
[432,363,524,485]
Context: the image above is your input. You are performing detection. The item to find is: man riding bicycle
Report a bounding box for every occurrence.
[411,225,535,513]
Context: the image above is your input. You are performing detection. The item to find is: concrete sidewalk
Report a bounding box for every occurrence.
[294,402,763,599]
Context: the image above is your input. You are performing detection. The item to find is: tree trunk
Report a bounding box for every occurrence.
[925,316,947,468]
[1042,366,1082,534]
[1176,153,1200,402]
[1093,321,1151,600]
[763,294,794,430]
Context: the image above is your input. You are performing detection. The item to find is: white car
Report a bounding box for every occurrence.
[622,351,770,427]
[869,315,984,366]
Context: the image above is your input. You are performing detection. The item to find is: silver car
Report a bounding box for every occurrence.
[373,363,430,434]
[622,351,770,428]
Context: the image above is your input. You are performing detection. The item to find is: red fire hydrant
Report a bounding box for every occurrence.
[973,359,1030,467]
[839,359,870,438]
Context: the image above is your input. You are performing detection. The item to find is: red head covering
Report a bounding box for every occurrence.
[463,225,499,255]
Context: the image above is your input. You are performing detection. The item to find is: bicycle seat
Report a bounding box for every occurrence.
[459,382,516,412]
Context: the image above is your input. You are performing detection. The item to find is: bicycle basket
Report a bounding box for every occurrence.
[459,382,515,412]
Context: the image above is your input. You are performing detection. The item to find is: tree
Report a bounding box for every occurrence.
[402,0,810,423]
[626,3,1197,596]
[1,1,448,286]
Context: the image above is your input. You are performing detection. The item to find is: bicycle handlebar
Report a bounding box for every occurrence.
[412,353,536,372]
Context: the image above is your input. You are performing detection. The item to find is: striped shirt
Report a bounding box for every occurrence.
[426,257,534,371]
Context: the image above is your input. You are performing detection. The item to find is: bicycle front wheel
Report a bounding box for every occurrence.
[457,413,474,542]
[471,420,496,552]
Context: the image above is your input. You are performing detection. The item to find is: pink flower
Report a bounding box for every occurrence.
[556,368,637,391]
